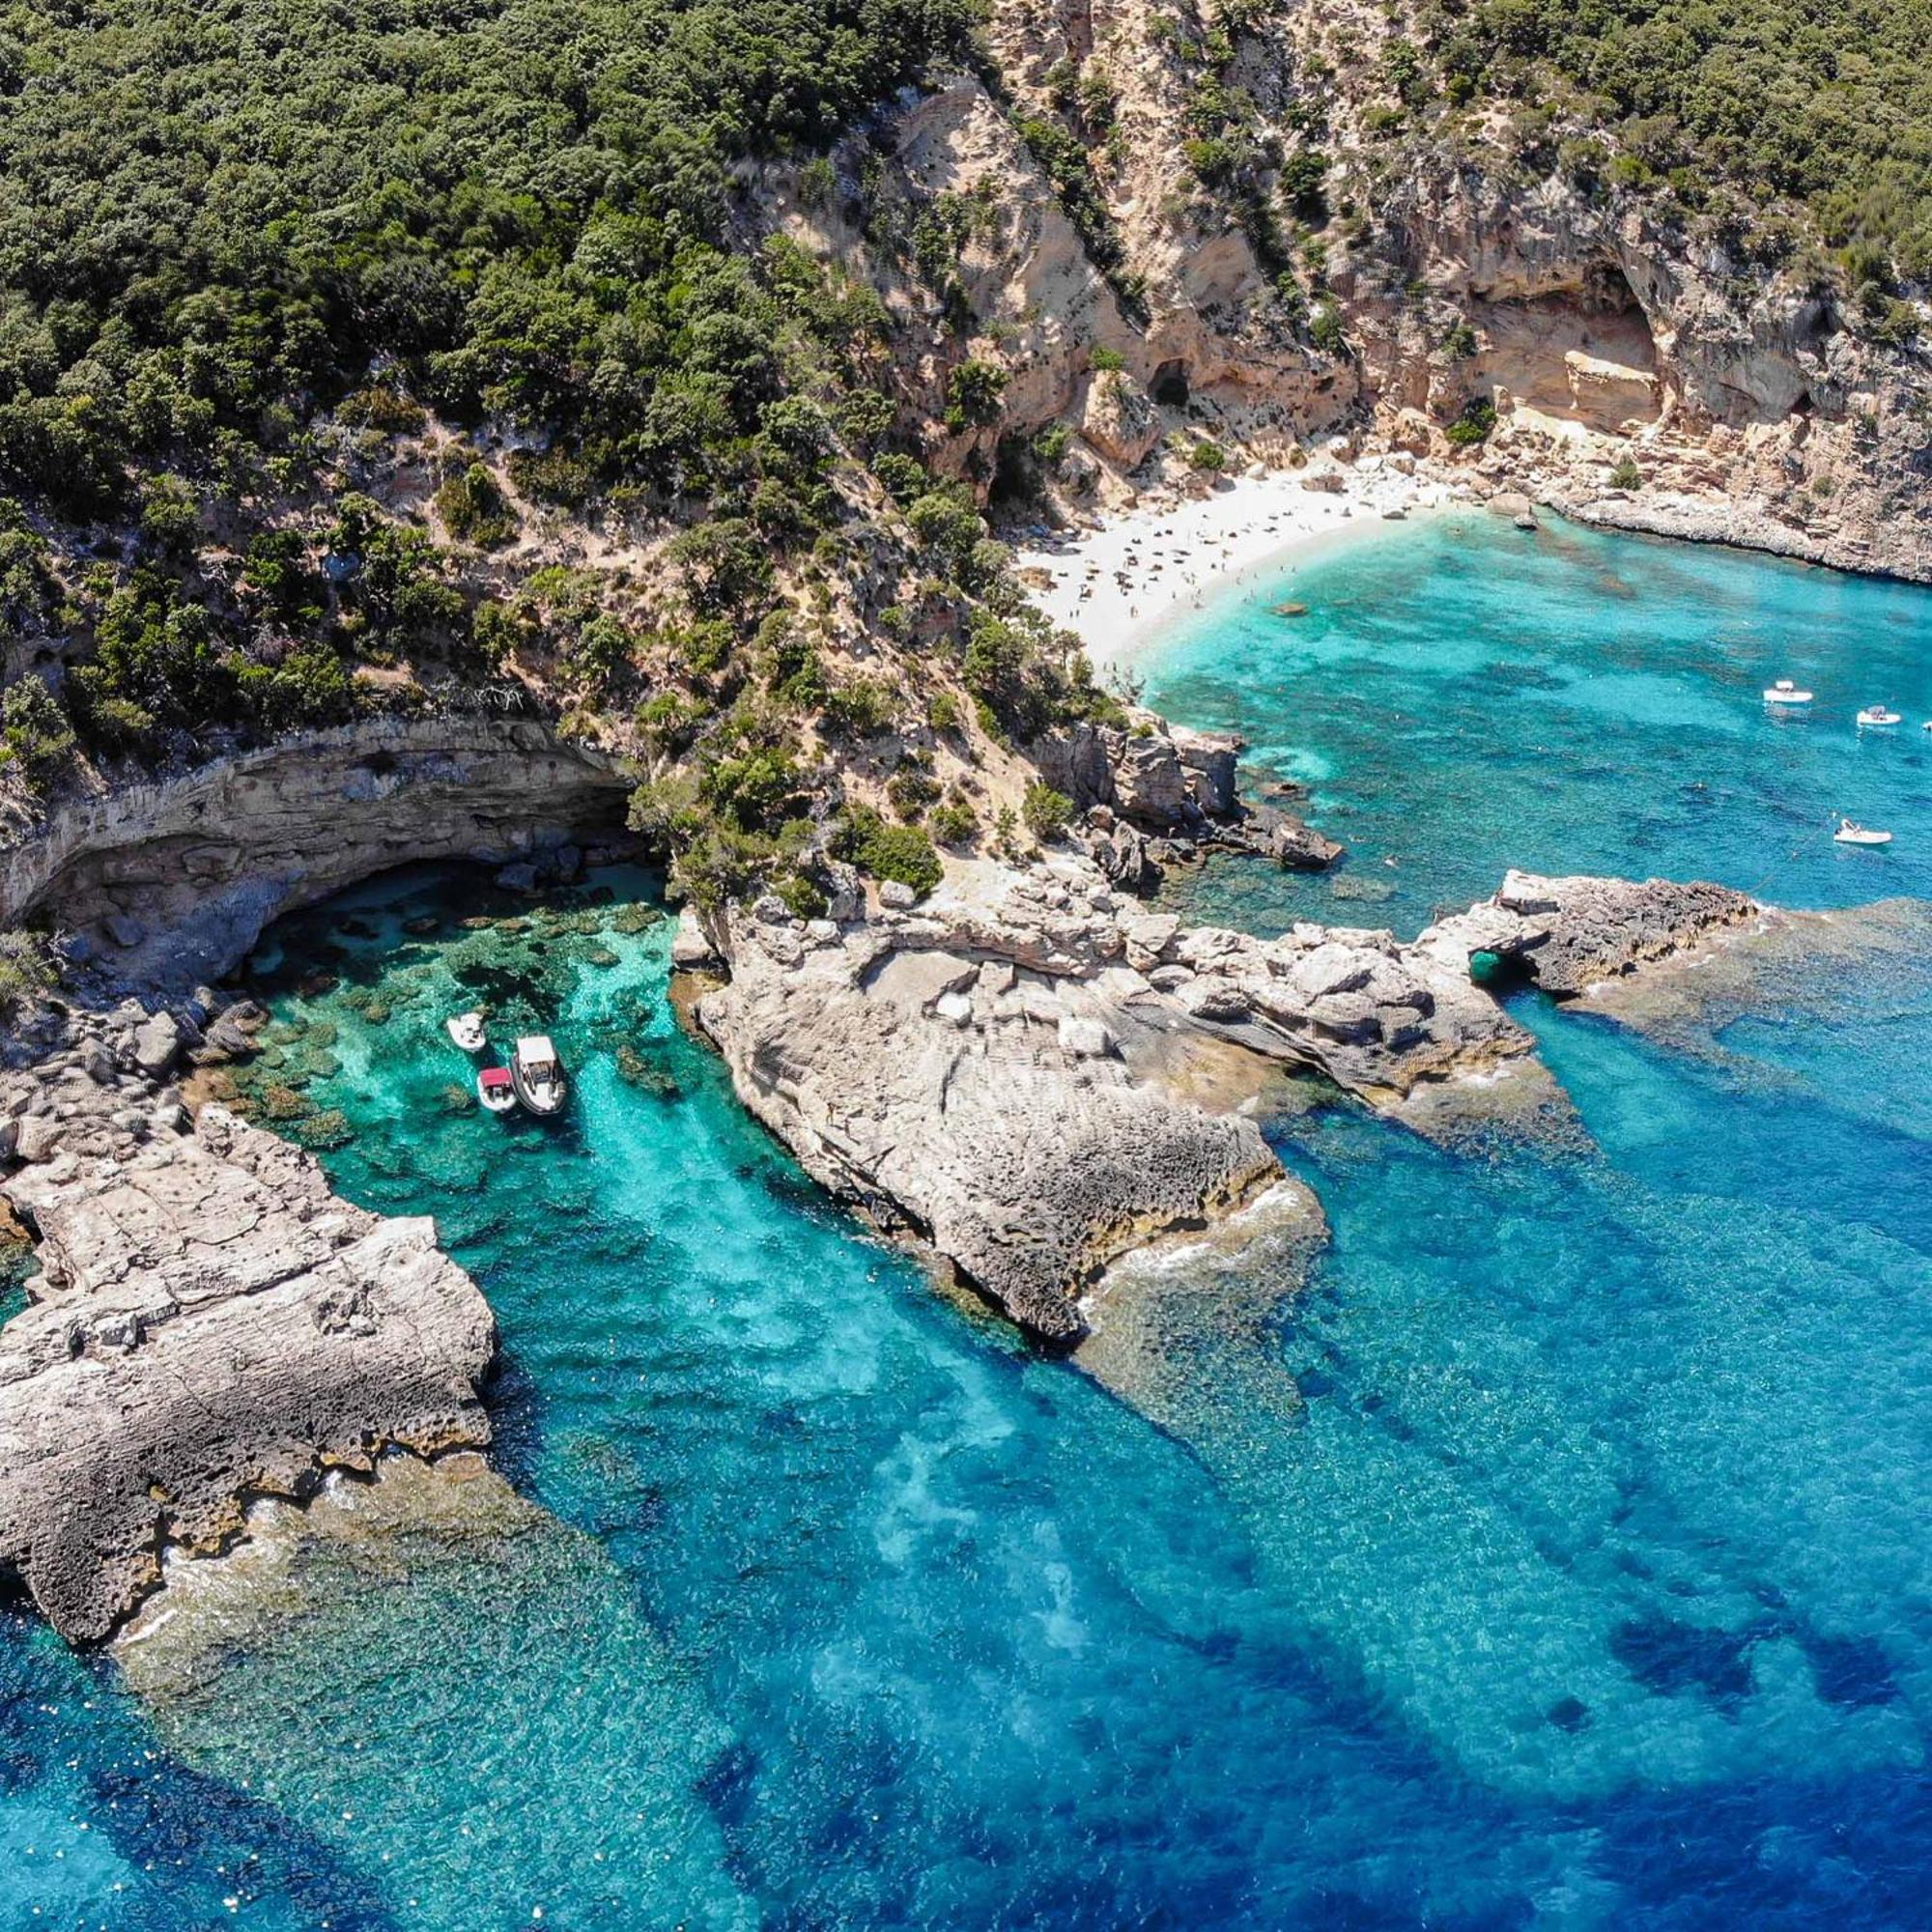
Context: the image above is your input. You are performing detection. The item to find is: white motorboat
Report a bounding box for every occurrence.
[1761,679,1812,706]
[510,1034,567,1116]
[1856,705,1902,727]
[477,1065,519,1114]
[1833,819,1893,846]
[445,1009,488,1053]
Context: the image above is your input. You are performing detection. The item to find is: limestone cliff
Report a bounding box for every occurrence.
[796,0,1931,582]
[0,716,631,991]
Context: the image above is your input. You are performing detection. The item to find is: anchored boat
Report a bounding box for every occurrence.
[477,1065,519,1114]
[1833,818,1893,846]
[445,1009,488,1053]
[1856,704,1902,727]
[1762,679,1812,706]
[511,1034,568,1115]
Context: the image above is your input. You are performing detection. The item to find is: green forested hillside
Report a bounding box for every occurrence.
[0,0,972,512]
[1435,0,1932,284]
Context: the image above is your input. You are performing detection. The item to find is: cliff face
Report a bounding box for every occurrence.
[2,716,632,991]
[1357,160,1931,582]
[820,0,1930,580]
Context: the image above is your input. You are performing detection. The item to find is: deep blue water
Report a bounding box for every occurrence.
[3,517,1929,1929]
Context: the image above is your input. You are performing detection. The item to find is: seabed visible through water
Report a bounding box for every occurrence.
[5,512,1931,1929]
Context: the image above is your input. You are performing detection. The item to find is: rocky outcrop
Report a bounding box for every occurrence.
[695,867,1283,1341]
[1032,716,1344,890]
[692,852,1754,1336]
[0,1003,496,1642]
[0,716,631,992]
[1424,870,1760,997]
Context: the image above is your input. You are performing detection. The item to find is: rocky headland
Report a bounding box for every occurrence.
[0,693,1770,1637]
[0,1049,495,1641]
[690,850,1759,1341]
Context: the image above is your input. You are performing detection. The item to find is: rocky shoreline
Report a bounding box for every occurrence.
[0,1024,496,1640]
[0,696,1767,1640]
[0,715,631,1640]
[689,854,1759,1340]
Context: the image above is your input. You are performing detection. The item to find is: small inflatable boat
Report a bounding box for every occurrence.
[1833,819,1893,846]
[1856,705,1902,727]
[477,1065,519,1114]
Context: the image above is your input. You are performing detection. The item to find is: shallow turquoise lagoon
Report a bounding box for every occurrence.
[4,521,1930,1929]
[1143,511,1932,936]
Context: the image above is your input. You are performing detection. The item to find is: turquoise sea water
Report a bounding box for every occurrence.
[1145,511,1932,936]
[4,517,1930,1929]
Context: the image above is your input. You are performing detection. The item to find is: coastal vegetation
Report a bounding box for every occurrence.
[0,0,1127,904]
[1418,0,1932,296]
[0,0,1925,914]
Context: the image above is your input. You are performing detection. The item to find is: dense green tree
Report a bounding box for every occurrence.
[1448,0,1932,284]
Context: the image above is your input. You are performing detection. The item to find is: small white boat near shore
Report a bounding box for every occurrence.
[445,1009,488,1053]
[511,1035,568,1116]
[1762,679,1812,706]
[477,1065,519,1114]
[1856,705,1902,727]
[1833,819,1893,846]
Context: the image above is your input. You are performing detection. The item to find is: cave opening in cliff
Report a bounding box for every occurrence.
[1470,259,1661,437]
[1151,360,1191,407]
[988,433,1053,512]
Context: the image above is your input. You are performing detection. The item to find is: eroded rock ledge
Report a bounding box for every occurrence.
[0,714,631,991]
[0,1000,494,1643]
[694,856,1758,1340]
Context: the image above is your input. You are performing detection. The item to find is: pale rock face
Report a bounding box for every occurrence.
[0,1101,495,1641]
[1168,727,1240,817]
[1111,732,1194,827]
[1080,370,1164,469]
[669,907,722,970]
[0,717,631,991]
[1057,1014,1118,1059]
[131,1010,182,1078]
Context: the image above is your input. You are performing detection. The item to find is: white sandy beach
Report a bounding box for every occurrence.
[1014,459,1460,668]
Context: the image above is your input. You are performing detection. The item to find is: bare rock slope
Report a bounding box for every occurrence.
[0,1011,495,1642]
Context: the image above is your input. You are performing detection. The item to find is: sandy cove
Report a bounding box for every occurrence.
[1012,456,1463,668]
